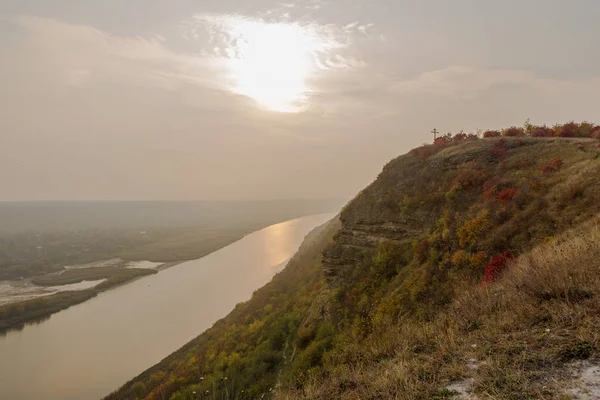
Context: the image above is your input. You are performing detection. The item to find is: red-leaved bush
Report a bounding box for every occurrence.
[483,176,502,200]
[453,133,468,142]
[483,251,514,283]
[559,122,580,138]
[452,163,489,190]
[491,139,509,159]
[453,132,479,142]
[438,122,597,143]
[416,145,435,161]
[531,125,553,137]
[503,126,524,137]
[540,157,563,175]
[497,188,518,206]
[433,136,451,146]
[483,130,501,138]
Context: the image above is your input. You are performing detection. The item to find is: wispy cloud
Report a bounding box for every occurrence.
[391,66,537,98]
[389,65,600,103]
[13,15,222,91]
[11,12,371,113]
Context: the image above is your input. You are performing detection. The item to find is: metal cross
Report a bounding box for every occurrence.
[431,128,439,141]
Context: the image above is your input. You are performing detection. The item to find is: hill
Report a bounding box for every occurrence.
[106,126,600,400]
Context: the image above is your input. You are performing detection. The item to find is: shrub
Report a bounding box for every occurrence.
[372,243,402,280]
[451,132,478,142]
[453,132,468,142]
[482,251,513,283]
[483,176,512,200]
[452,162,489,190]
[491,139,509,159]
[150,371,166,386]
[169,392,185,400]
[415,239,430,264]
[592,126,600,139]
[502,126,524,137]
[578,122,595,138]
[296,326,316,349]
[132,381,147,398]
[451,250,469,268]
[458,210,491,248]
[539,157,563,175]
[531,125,553,137]
[497,188,518,207]
[483,130,501,138]
[559,122,579,138]
[451,251,487,269]
[470,252,488,268]
[433,134,452,146]
[416,145,436,161]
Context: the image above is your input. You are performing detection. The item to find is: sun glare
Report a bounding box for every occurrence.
[203,16,334,112]
[231,22,313,112]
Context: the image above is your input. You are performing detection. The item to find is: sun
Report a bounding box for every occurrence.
[203,16,332,112]
[229,22,313,112]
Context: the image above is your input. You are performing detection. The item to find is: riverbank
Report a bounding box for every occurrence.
[0,231,252,333]
[0,219,309,334]
[0,268,158,333]
[0,259,212,334]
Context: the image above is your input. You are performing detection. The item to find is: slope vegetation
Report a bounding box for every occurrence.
[107,128,600,400]
[280,211,600,399]
[105,218,341,400]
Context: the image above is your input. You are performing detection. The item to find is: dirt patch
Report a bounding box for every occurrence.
[446,379,476,399]
[444,358,482,399]
[565,360,600,399]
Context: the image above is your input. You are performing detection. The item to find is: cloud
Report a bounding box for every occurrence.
[12,15,222,92]
[7,16,598,128]
[387,65,600,115]
[9,13,372,114]
[390,66,537,98]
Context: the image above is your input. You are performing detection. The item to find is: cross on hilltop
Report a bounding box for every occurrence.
[431,128,439,141]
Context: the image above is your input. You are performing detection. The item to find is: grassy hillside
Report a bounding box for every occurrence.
[279,213,600,399]
[106,123,600,400]
[105,218,342,400]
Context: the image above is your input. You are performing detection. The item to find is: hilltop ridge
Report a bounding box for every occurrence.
[107,124,600,400]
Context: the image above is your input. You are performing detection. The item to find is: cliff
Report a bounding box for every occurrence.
[106,132,600,400]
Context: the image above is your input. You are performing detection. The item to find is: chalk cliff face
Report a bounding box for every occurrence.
[322,217,423,281]
[323,139,494,284]
[322,137,600,309]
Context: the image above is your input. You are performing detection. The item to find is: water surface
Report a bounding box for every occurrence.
[0,214,333,400]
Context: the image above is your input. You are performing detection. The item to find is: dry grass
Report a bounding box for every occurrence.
[277,216,600,399]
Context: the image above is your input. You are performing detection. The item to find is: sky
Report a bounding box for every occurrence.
[1,0,599,201]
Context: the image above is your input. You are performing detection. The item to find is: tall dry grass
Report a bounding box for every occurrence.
[277,216,600,399]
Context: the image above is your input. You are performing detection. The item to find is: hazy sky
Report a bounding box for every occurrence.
[1,1,598,201]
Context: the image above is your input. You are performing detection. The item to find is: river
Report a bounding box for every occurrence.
[0,214,333,400]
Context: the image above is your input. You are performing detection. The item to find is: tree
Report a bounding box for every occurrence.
[132,382,147,399]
